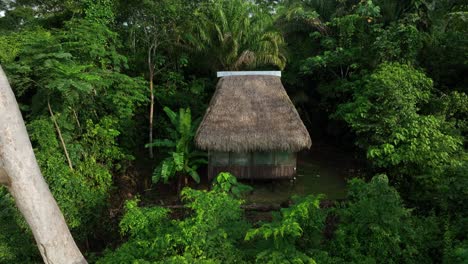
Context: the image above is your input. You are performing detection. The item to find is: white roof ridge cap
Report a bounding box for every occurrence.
[217,71,281,77]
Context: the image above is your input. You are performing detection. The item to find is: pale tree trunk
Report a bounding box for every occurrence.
[0,66,87,264]
[149,70,154,159]
[148,45,155,159]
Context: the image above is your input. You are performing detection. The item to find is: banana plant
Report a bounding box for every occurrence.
[146,107,206,191]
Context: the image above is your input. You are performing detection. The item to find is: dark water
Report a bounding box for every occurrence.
[245,144,362,203]
[142,144,363,207]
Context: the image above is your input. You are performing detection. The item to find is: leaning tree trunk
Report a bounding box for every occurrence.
[0,66,87,264]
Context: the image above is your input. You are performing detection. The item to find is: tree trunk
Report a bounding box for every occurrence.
[0,66,87,264]
[149,74,154,159]
[48,100,73,170]
[148,46,155,159]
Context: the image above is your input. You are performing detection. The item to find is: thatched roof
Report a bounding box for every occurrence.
[195,75,312,152]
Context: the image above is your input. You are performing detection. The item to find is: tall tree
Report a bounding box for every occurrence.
[118,0,192,158]
[0,66,86,264]
[2,0,146,246]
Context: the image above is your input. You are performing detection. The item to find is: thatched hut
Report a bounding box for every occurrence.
[195,71,312,180]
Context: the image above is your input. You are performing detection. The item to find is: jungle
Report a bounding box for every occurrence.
[0,0,466,263]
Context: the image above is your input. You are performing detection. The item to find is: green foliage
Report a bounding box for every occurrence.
[294,0,426,131]
[450,240,468,264]
[148,107,206,184]
[246,195,325,263]
[0,189,40,263]
[335,63,458,165]
[299,1,381,79]
[100,173,325,263]
[419,5,467,93]
[212,172,253,198]
[0,1,145,252]
[118,198,171,239]
[289,3,467,260]
[98,174,250,263]
[373,20,422,63]
[117,0,192,67]
[4,6,146,123]
[28,117,116,237]
[82,0,115,23]
[0,0,466,262]
[98,173,455,263]
[328,175,434,263]
[190,0,286,70]
[0,33,22,63]
[335,62,465,210]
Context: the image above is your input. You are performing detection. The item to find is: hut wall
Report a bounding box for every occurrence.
[208,151,296,180]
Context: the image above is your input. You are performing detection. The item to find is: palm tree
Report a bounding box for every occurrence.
[189,0,286,71]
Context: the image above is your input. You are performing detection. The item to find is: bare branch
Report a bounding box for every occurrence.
[47,100,74,171]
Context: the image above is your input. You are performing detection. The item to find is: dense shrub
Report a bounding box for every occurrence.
[98,173,451,263]
[327,175,437,263]
[98,174,250,263]
[0,189,40,263]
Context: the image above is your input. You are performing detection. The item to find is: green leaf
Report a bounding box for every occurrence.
[163,107,178,128]
[145,139,176,148]
[172,152,184,171]
[188,168,201,183]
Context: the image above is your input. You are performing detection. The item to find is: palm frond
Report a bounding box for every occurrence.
[163,106,178,128]
[145,139,176,148]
